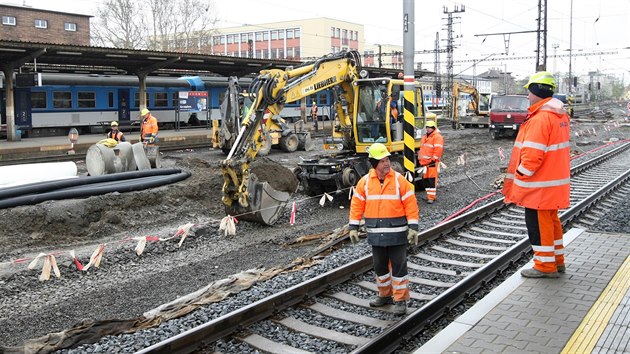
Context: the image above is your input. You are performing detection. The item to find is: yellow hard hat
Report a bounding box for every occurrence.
[367,143,391,160]
[524,71,556,89]
[425,120,437,128]
[140,108,150,116]
[110,121,119,127]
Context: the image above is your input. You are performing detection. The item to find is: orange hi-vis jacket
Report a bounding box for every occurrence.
[349,169,419,246]
[107,130,124,142]
[418,129,444,166]
[418,129,444,179]
[502,97,571,210]
[141,114,159,141]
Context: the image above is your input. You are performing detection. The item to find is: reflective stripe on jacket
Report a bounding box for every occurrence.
[141,115,159,140]
[349,169,419,246]
[502,97,571,209]
[418,130,444,166]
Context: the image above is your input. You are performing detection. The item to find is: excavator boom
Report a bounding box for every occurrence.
[220,51,361,225]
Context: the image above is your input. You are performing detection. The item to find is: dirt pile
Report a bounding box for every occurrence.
[250,157,299,193]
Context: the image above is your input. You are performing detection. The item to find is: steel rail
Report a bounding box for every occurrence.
[138,142,630,353]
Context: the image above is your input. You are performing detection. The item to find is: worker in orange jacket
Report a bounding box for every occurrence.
[349,142,419,315]
[502,71,571,278]
[140,108,158,145]
[107,121,125,142]
[417,120,444,203]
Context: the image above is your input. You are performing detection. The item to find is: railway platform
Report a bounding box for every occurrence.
[0,127,214,162]
[417,228,630,354]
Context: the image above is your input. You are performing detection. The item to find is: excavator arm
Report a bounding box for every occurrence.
[452,82,481,126]
[220,51,361,225]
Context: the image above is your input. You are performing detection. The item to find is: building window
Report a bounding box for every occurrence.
[294,29,300,38]
[34,19,48,29]
[271,31,278,40]
[53,91,72,109]
[64,22,77,31]
[335,28,340,38]
[31,91,47,109]
[2,16,16,26]
[77,92,96,108]
[287,29,293,39]
[256,32,263,41]
[227,35,233,44]
[330,27,335,38]
[263,31,269,41]
[278,30,284,40]
[154,92,169,107]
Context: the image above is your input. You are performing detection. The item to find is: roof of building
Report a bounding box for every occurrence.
[0,3,93,18]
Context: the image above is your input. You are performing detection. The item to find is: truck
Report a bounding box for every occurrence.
[488,94,530,140]
[220,50,432,225]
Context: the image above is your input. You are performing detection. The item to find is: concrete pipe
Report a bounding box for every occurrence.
[132,143,152,171]
[0,161,77,188]
[86,144,117,176]
[115,142,136,171]
[145,145,161,169]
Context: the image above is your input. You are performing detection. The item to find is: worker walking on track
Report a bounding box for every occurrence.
[107,121,125,142]
[502,71,571,278]
[348,142,419,315]
[140,108,158,145]
[417,120,444,203]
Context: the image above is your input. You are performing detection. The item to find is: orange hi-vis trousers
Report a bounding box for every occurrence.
[372,244,410,302]
[524,208,565,273]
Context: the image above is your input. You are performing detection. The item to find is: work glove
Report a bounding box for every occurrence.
[148,136,155,144]
[407,229,418,246]
[349,229,360,244]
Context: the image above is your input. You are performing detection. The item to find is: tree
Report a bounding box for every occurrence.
[92,0,218,53]
[91,0,147,49]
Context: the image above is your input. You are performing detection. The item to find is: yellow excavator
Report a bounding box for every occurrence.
[221,51,433,225]
[214,76,312,155]
[452,82,493,128]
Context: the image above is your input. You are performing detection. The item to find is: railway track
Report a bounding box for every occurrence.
[133,142,630,353]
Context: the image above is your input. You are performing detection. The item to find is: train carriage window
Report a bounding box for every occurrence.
[53,92,72,109]
[154,92,169,107]
[108,92,114,108]
[171,92,178,108]
[31,92,47,109]
[134,92,149,108]
[78,92,96,108]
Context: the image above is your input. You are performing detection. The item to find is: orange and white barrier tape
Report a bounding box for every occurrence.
[28,253,61,281]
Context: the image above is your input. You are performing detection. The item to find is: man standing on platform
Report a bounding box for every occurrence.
[348,142,419,315]
[140,108,158,145]
[502,71,571,278]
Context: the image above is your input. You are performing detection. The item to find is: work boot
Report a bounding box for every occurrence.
[392,301,407,315]
[427,199,434,204]
[369,296,393,307]
[557,265,566,273]
[521,267,559,278]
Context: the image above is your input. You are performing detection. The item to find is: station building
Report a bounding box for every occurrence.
[0,3,91,45]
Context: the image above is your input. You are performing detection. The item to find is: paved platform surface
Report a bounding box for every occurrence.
[417,228,630,354]
[0,127,214,161]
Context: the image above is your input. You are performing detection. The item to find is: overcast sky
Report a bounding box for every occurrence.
[8,0,630,81]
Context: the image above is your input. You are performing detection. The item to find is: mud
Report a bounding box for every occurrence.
[250,157,299,192]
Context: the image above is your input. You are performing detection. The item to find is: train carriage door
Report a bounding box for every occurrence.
[14,88,32,130]
[118,89,130,122]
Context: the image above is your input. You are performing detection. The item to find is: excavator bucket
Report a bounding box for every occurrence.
[225,158,299,225]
